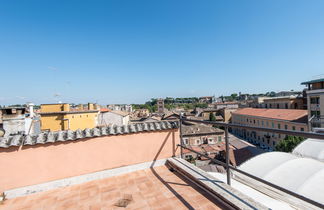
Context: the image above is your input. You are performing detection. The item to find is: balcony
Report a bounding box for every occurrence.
[310,104,321,111]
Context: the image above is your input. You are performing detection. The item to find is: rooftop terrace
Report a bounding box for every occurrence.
[0,120,323,210]
[0,165,223,210]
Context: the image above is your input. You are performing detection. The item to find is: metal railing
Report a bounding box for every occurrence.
[178,116,324,209]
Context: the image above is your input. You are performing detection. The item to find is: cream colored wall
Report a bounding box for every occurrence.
[0,130,180,192]
[232,114,308,148]
[202,112,217,120]
[183,134,223,146]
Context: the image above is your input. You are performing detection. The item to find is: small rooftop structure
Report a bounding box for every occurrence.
[301,78,324,85]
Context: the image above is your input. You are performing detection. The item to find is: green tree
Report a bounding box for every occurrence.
[231,93,238,99]
[195,103,208,109]
[209,113,216,121]
[275,135,305,152]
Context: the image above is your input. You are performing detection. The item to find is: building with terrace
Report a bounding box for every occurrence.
[0,119,323,209]
[301,77,324,131]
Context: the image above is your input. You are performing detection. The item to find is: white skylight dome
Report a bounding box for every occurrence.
[237,152,324,205]
[292,138,324,162]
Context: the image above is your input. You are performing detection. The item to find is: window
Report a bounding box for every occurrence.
[292,126,296,131]
[196,140,200,145]
[183,138,189,145]
[311,111,320,117]
[253,120,256,124]
[266,121,269,127]
[261,121,264,126]
[272,122,274,128]
[273,141,276,146]
[267,139,270,144]
[185,155,193,159]
[285,125,288,130]
[285,103,288,109]
[218,136,222,142]
[301,128,305,132]
[310,97,320,104]
[202,138,208,144]
[277,104,280,109]
[278,124,281,129]
[279,134,281,138]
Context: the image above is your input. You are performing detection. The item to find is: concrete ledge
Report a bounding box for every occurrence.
[5,159,167,199]
[166,157,268,210]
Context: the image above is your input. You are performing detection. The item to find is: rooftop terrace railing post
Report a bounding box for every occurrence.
[179,113,184,159]
[225,126,231,186]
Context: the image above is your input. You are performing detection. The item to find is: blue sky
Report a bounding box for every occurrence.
[0,0,324,105]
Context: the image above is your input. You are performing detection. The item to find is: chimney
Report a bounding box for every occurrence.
[28,103,34,118]
[88,103,94,110]
[63,104,70,112]
[78,104,84,110]
[94,104,100,110]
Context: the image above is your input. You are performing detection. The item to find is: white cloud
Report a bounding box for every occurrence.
[48,66,58,71]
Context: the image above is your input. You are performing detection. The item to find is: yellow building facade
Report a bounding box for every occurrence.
[40,104,98,131]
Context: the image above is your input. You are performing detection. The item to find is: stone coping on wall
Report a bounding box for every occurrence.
[0,121,179,148]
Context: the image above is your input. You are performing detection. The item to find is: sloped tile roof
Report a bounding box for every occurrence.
[233,108,307,122]
[0,121,179,148]
[182,124,224,135]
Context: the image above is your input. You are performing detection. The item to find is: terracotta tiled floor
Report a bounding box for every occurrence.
[0,165,222,210]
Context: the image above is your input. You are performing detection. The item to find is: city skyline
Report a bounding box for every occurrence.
[1,0,324,105]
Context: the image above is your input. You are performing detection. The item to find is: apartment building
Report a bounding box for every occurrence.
[40,103,99,131]
[301,78,324,130]
[232,108,308,150]
[263,96,305,109]
[182,124,224,160]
